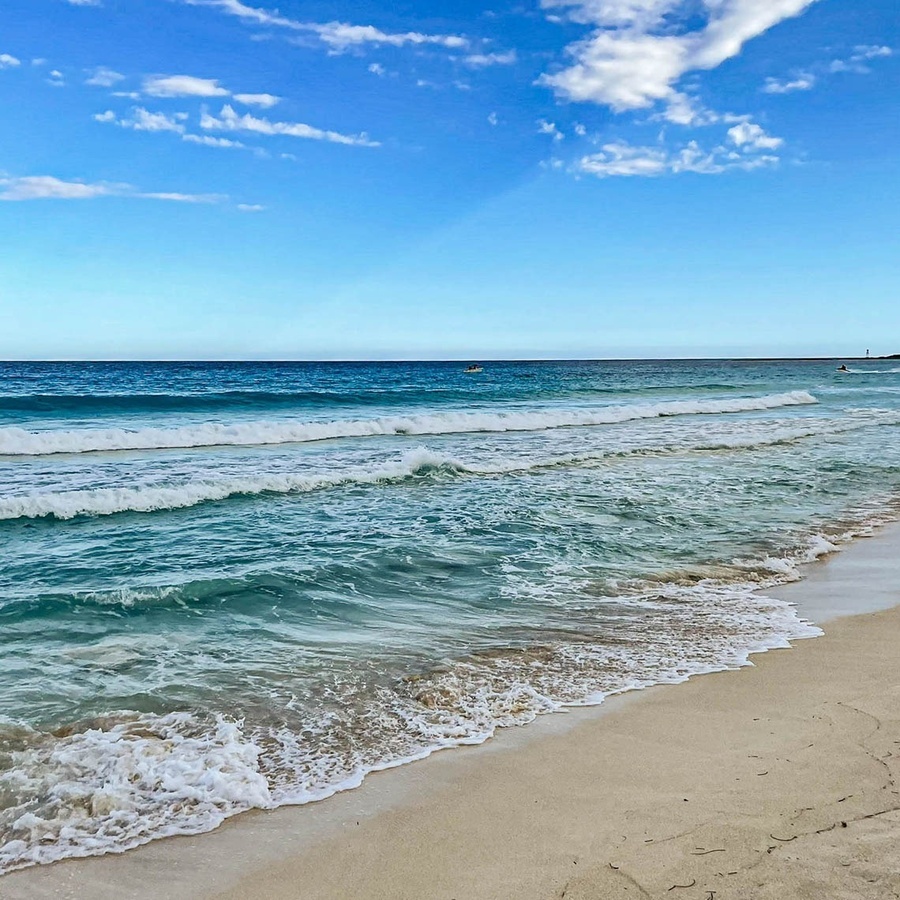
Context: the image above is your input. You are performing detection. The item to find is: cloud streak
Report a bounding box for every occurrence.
[763,44,892,95]
[200,104,380,147]
[95,107,189,133]
[0,175,228,203]
[182,0,468,52]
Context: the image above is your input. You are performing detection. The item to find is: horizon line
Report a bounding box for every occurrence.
[0,355,890,364]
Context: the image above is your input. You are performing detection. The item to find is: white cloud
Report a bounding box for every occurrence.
[463,50,517,68]
[727,121,783,150]
[237,203,266,211]
[487,111,499,126]
[830,44,893,74]
[85,66,125,87]
[578,141,668,176]
[47,70,66,87]
[853,44,893,60]
[200,104,380,147]
[138,191,226,203]
[575,137,779,178]
[537,119,565,141]
[764,44,891,94]
[541,0,820,112]
[542,0,674,27]
[657,91,723,126]
[65,0,102,5]
[182,0,468,52]
[310,22,467,52]
[0,175,116,200]
[143,74,230,98]
[368,63,386,76]
[183,133,246,148]
[97,107,188,133]
[233,92,280,107]
[96,108,270,152]
[0,54,21,69]
[0,173,236,205]
[763,72,815,93]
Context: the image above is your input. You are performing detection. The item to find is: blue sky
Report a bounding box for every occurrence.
[0,0,897,359]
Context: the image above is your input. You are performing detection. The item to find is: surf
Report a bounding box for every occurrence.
[0,390,818,456]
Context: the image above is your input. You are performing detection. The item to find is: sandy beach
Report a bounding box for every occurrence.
[4,523,899,899]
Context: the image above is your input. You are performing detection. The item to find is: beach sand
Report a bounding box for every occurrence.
[5,527,900,899]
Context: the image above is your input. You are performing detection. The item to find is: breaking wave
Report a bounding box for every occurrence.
[5,413,896,522]
[0,391,817,456]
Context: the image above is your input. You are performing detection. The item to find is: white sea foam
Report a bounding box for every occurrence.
[0,391,818,456]
[0,448,467,520]
[0,713,273,873]
[3,412,892,522]
[4,510,895,875]
[0,578,822,875]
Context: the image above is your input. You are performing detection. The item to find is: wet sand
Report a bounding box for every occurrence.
[6,525,900,900]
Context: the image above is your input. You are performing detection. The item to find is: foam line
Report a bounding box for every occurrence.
[0,391,818,456]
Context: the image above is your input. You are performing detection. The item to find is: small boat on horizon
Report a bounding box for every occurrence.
[463,364,483,374]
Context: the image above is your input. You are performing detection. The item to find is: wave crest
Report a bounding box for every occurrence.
[0,391,817,456]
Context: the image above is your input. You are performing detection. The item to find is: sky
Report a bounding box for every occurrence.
[0,0,898,360]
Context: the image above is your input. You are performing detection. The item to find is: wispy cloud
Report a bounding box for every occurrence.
[763,72,816,93]
[85,66,125,87]
[200,104,380,147]
[829,44,893,74]
[462,50,517,68]
[304,21,468,52]
[137,191,226,203]
[96,108,252,149]
[0,54,21,69]
[726,121,783,151]
[537,119,565,141]
[0,175,117,200]
[763,44,891,95]
[96,107,189,133]
[0,173,233,204]
[183,133,246,148]
[143,74,230,97]
[237,203,266,212]
[575,135,780,178]
[540,0,820,118]
[233,92,280,107]
[182,0,468,53]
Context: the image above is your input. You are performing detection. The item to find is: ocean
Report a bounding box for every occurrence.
[1,358,899,872]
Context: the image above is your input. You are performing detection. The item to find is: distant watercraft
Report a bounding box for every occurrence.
[837,365,849,372]
[463,364,483,374]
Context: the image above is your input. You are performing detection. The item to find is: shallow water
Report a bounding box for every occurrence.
[1,358,899,871]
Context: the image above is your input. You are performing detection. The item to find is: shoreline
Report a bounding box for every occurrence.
[5,523,900,898]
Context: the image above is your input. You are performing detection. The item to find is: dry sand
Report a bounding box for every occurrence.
[5,529,900,900]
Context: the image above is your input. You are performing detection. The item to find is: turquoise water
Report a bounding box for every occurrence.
[2,359,900,871]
